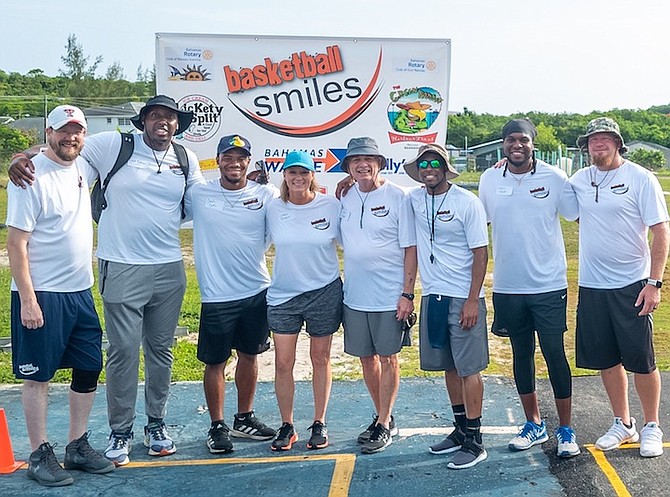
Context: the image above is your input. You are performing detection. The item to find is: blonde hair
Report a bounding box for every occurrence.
[279,174,321,202]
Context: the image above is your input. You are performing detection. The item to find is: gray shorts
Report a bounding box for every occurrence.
[419,294,489,376]
[343,306,403,357]
[268,278,343,337]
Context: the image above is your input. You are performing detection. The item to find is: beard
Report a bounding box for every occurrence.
[591,150,616,169]
[48,135,83,162]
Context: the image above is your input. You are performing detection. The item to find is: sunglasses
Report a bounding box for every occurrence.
[418,159,442,169]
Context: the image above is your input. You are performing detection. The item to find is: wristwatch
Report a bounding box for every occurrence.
[647,278,663,288]
[401,292,415,301]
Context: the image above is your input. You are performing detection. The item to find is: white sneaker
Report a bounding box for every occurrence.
[640,422,664,458]
[595,417,639,451]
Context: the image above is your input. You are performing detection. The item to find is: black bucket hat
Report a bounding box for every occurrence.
[131,95,194,135]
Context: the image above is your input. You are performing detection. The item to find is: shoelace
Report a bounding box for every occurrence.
[277,423,293,440]
[40,444,64,473]
[148,424,167,441]
[111,434,131,450]
[556,428,572,443]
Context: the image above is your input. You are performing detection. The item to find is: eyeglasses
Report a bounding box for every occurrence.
[418,159,442,169]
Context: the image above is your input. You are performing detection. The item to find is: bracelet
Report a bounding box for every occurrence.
[11,152,27,162]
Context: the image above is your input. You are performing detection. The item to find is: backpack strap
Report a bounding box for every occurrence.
[172,142,190,219]
[103,133,134,190]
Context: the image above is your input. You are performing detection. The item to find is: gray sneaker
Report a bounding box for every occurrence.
[447,435,488,470]
[144,421,177,456]
[104,430,133,466]
[27,442,73,487]
[64,431,115,474]
[429,423,465,455]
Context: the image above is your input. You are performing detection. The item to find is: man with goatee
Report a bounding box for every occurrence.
[571,117,669,458]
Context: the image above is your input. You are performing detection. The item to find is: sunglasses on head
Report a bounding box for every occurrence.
[418,159,442,169]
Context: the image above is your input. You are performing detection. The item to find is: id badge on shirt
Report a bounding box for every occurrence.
[497,186,513,196]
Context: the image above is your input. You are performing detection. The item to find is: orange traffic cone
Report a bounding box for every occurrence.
[0,408,24,473]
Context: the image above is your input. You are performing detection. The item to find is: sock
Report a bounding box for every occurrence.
[452,404,467,432]
[466,417,482,444]
[148,416,163,425]
[211,420,224,428]
[236,411,252,419]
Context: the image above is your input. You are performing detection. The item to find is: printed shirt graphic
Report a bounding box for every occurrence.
[266,193,341,305]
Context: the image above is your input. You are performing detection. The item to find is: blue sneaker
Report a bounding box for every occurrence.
[555,425,581,458]
[508,420,549,451]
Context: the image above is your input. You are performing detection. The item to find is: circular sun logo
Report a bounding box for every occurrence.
[202,50,213,60]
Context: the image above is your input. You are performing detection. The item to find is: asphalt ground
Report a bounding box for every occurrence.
[1,373,669,497]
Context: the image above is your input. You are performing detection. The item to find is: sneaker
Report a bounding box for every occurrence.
[144,421,177,456]
[271,422,298,451]
[429,422,465,455]
[64,431,115,473]
[361,424,392,454]
[640,422,664,458]
[231,411,276,440]
[104,431,133,467]
[207,422,233,454]
[447,436,488,470]
[27,442,73,487]
[357,414,398,443]
[307,420,329,450]
[595,417,639,451]
[508,420,549,451]
[555,426,581,458]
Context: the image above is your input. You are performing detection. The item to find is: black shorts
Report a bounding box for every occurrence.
[576,281,656,373]
[11,290,103,382]
[196,290,271,365]
[491,290,568,338]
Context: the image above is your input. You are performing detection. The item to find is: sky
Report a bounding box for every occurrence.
[1,0,668,116]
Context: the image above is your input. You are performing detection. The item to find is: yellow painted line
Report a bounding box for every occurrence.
[584,443,670,497]
[123,453,356,497]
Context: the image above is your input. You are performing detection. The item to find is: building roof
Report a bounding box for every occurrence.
[83,102,144,117]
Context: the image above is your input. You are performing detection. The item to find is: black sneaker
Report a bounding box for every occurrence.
[231,411,276,441]
[27,442,73,487]
[307,421,329,450]
[361,424,392,454]
[429,422,465,455]
[358,415,397,443]
[271,422,298,451]
[447,435,488,470]
[64,431,115,474]
[207,422,233,454]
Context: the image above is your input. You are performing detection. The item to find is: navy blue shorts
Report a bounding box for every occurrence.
[196,290,271,365]
[11,290,103,382]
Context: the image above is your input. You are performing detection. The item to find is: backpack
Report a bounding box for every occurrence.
[90,133,190,223]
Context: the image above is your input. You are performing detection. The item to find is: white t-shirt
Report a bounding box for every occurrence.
[266,193,341,306]
[188,180,278,302]
[479,160,579,293]
[6,153,97,292]
[408,184,489,298]
[81,131,203,264]
[571,160,669,288]
[340,181,416,311]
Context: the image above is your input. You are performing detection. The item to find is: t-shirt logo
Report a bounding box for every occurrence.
[243,198,263,210]
[530,186,549,199]
[311,217,331,230]
[610,183,629,195]
[436,210,454,222]
[371,205,389,217]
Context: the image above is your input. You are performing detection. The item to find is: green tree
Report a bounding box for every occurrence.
[534,122,563,152]
[59,34,102,80]
[628,149,666,170]
[0,126,32,172]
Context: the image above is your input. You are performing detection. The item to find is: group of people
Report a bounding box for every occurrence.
[6,94,668,485]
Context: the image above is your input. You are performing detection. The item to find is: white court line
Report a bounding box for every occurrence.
[398,426,519,437]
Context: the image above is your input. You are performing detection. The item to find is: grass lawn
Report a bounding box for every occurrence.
[1,170,669,383]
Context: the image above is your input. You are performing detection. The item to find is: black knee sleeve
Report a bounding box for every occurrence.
[70,369,101,393]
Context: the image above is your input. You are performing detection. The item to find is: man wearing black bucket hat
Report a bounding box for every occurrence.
[571,117,669,458]
[9,95,204,466]
[479,118,580,458]
[404,143,489,470]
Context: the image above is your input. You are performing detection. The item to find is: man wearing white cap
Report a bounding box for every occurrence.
[403,143,489,470]
[571,117,670,458]
[7,106,114,487]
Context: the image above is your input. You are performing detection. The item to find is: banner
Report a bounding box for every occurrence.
[156,33,451,192]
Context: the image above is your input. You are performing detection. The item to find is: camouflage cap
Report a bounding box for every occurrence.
[576,117,628,153]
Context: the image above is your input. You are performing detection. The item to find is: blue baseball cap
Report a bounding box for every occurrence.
[282,150,315,171]
[217,135,252,156]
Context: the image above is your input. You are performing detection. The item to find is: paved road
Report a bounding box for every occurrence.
[1,374,668,496]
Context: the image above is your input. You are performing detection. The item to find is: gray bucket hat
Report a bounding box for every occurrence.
[403,143,459,183]
[341,137,386,173]
[577,117,628,153]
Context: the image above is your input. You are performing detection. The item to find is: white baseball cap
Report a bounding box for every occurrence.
[47,105,87,130]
